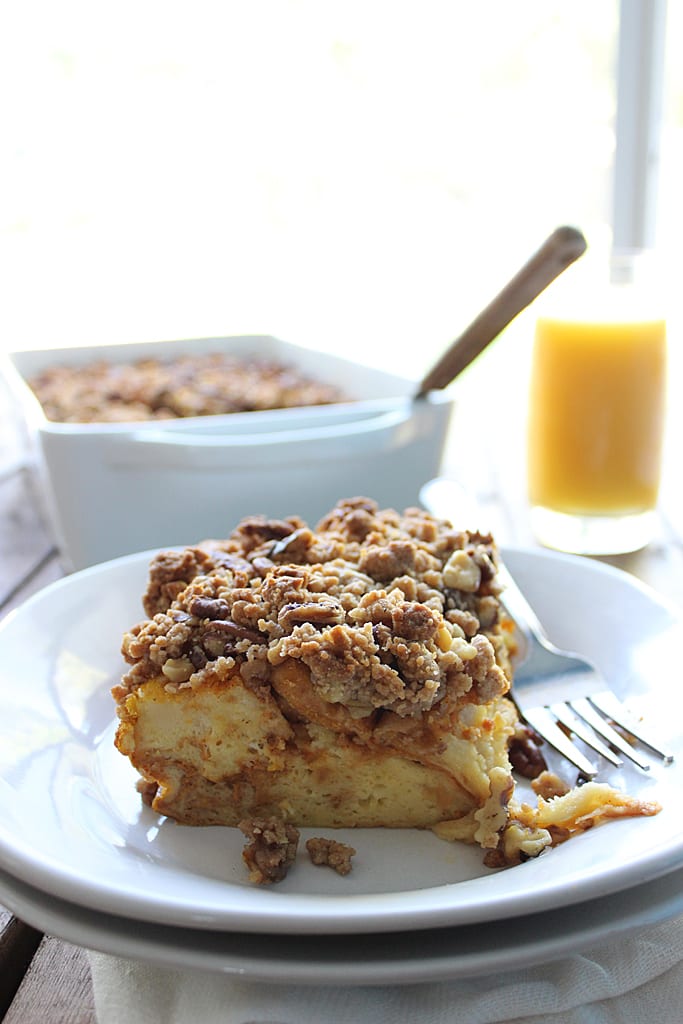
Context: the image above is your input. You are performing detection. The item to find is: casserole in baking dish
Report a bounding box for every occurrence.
[4,334,453,570]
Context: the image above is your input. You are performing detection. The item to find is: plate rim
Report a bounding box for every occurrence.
[1,861,683,985]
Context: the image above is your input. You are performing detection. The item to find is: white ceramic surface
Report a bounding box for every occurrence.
[0,548,681,936]
[1,863,682,986]
[4,335,453,569]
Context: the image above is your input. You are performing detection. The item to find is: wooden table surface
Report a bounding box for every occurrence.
[1,378,682,1023]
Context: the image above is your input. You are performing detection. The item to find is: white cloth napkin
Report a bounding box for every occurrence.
[89,911,683,1024]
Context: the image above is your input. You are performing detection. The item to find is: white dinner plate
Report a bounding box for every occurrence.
[0,547,682,935]
[1,862,683,985]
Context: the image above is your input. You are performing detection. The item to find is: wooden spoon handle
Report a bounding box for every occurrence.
[416,225,587,396]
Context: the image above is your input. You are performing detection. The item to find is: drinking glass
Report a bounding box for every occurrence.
[527,273,667,555]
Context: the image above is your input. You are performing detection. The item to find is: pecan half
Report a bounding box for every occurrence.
[189,596,231,620]
[277,600,345,630]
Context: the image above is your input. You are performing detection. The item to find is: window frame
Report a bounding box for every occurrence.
[612,0,668,265]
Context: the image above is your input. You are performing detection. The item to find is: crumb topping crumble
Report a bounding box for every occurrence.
[28,352,346,423]
[306,837,356,876]
[117,498,510,722]
[238,816,300,885]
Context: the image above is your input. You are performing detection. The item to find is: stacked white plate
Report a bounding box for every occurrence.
[1,548,682,985]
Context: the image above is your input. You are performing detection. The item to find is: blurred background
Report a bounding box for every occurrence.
[0,1,681,524]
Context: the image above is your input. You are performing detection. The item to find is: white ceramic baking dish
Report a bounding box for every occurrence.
[4,335,454,570]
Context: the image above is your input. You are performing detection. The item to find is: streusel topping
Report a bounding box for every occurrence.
[29,352,345,423]
[116,497,510,719]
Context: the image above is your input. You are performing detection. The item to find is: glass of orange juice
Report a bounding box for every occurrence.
[527,283,667,554]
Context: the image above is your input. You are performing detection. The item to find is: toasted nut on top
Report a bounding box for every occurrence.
[161,657,194,683]
[436,623,454,652]
[443,550,481,592]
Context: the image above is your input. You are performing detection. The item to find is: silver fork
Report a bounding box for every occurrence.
[498,562,674,778]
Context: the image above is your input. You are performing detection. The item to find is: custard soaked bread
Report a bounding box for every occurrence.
[113,497,659,864]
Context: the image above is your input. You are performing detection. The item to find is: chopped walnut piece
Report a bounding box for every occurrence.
[442,549,481,592]
[306,837,356,876]
[531,770,571,801]
[238,817,300,884]
[508,721,548,778]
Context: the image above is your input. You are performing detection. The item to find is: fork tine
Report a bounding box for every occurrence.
[589,690,674,764]
[570,697,651,770]
[550,702,623,767]
[521,706,598,778]
[498,558,672,778]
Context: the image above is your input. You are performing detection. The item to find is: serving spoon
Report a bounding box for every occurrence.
[416,225,587,397]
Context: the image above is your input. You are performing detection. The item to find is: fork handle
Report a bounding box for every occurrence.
[497,562,551,645]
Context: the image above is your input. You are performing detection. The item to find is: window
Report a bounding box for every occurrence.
[0,1,677,378]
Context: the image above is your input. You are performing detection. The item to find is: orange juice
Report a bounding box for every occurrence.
[528,315,667,517]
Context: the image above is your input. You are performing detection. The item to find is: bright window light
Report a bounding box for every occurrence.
[0,1,678,379]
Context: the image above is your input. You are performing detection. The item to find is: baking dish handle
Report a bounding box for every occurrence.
[106,403,425,468]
